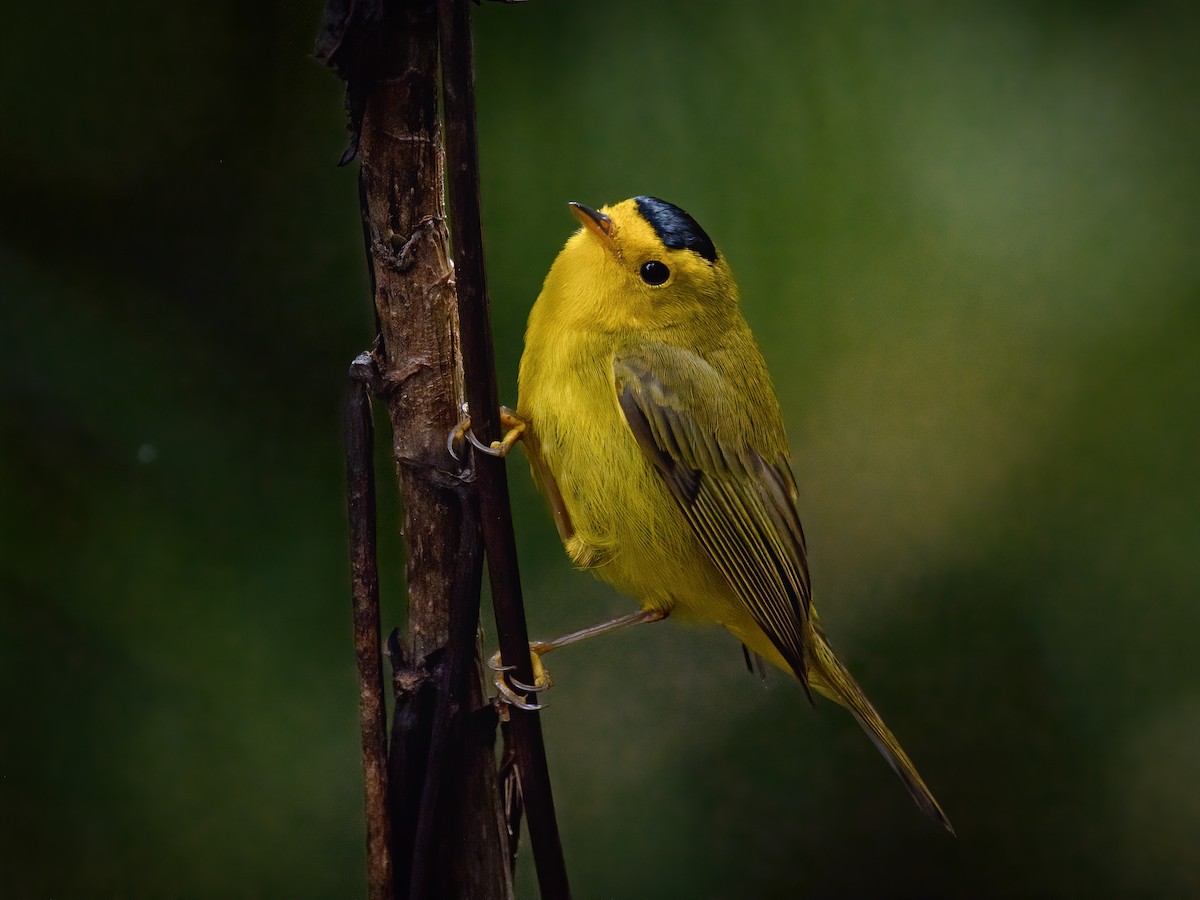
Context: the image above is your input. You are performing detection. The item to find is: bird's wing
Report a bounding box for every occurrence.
[614,347,813,696]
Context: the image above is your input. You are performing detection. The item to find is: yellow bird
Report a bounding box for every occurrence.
[472,196,952,832]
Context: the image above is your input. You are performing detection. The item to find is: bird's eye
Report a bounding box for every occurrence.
[640,260,670,286]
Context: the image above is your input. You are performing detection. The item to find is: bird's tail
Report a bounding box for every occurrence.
[809,627,955,834]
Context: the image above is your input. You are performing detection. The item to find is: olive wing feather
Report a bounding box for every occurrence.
[614,348,813,698]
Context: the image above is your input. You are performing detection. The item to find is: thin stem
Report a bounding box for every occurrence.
[346,356,394,900]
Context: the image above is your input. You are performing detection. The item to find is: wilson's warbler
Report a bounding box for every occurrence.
[474,196,951,832]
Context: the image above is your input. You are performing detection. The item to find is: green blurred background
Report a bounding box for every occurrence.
[3,1,1198,896]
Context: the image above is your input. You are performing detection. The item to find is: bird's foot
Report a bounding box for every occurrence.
[447,406,526,460]
[489,646,553,711]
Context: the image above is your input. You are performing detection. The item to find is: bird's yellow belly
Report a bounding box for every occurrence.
[521,358,777,659]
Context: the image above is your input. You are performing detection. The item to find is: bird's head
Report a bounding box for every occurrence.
[537,196,739,334]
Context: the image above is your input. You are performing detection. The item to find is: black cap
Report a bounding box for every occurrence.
[633,196,717,263]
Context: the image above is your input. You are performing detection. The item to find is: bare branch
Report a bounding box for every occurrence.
[324,1,519,897]
[346,356,393,900]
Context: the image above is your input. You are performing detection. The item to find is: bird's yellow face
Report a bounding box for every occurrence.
[536,196,740,335]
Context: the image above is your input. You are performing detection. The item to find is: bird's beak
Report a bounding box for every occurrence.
[569,202,615,244]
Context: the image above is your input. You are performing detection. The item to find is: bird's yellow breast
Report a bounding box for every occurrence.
[517,324,740,624]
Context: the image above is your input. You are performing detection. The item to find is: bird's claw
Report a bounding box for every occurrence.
[447,408,527,462]
[447,417,471,461]
[467,426,506,457]
[509,676,547,693]
[489,647,553,711]
[494,676,544,712]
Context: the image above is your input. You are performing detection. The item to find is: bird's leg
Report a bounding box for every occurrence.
[447,406,526,460]
[533,607,668,655]
[490,608,667,710]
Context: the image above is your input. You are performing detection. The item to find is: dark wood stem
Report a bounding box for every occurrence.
[346,357,393,900]
[436,1,572,898]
